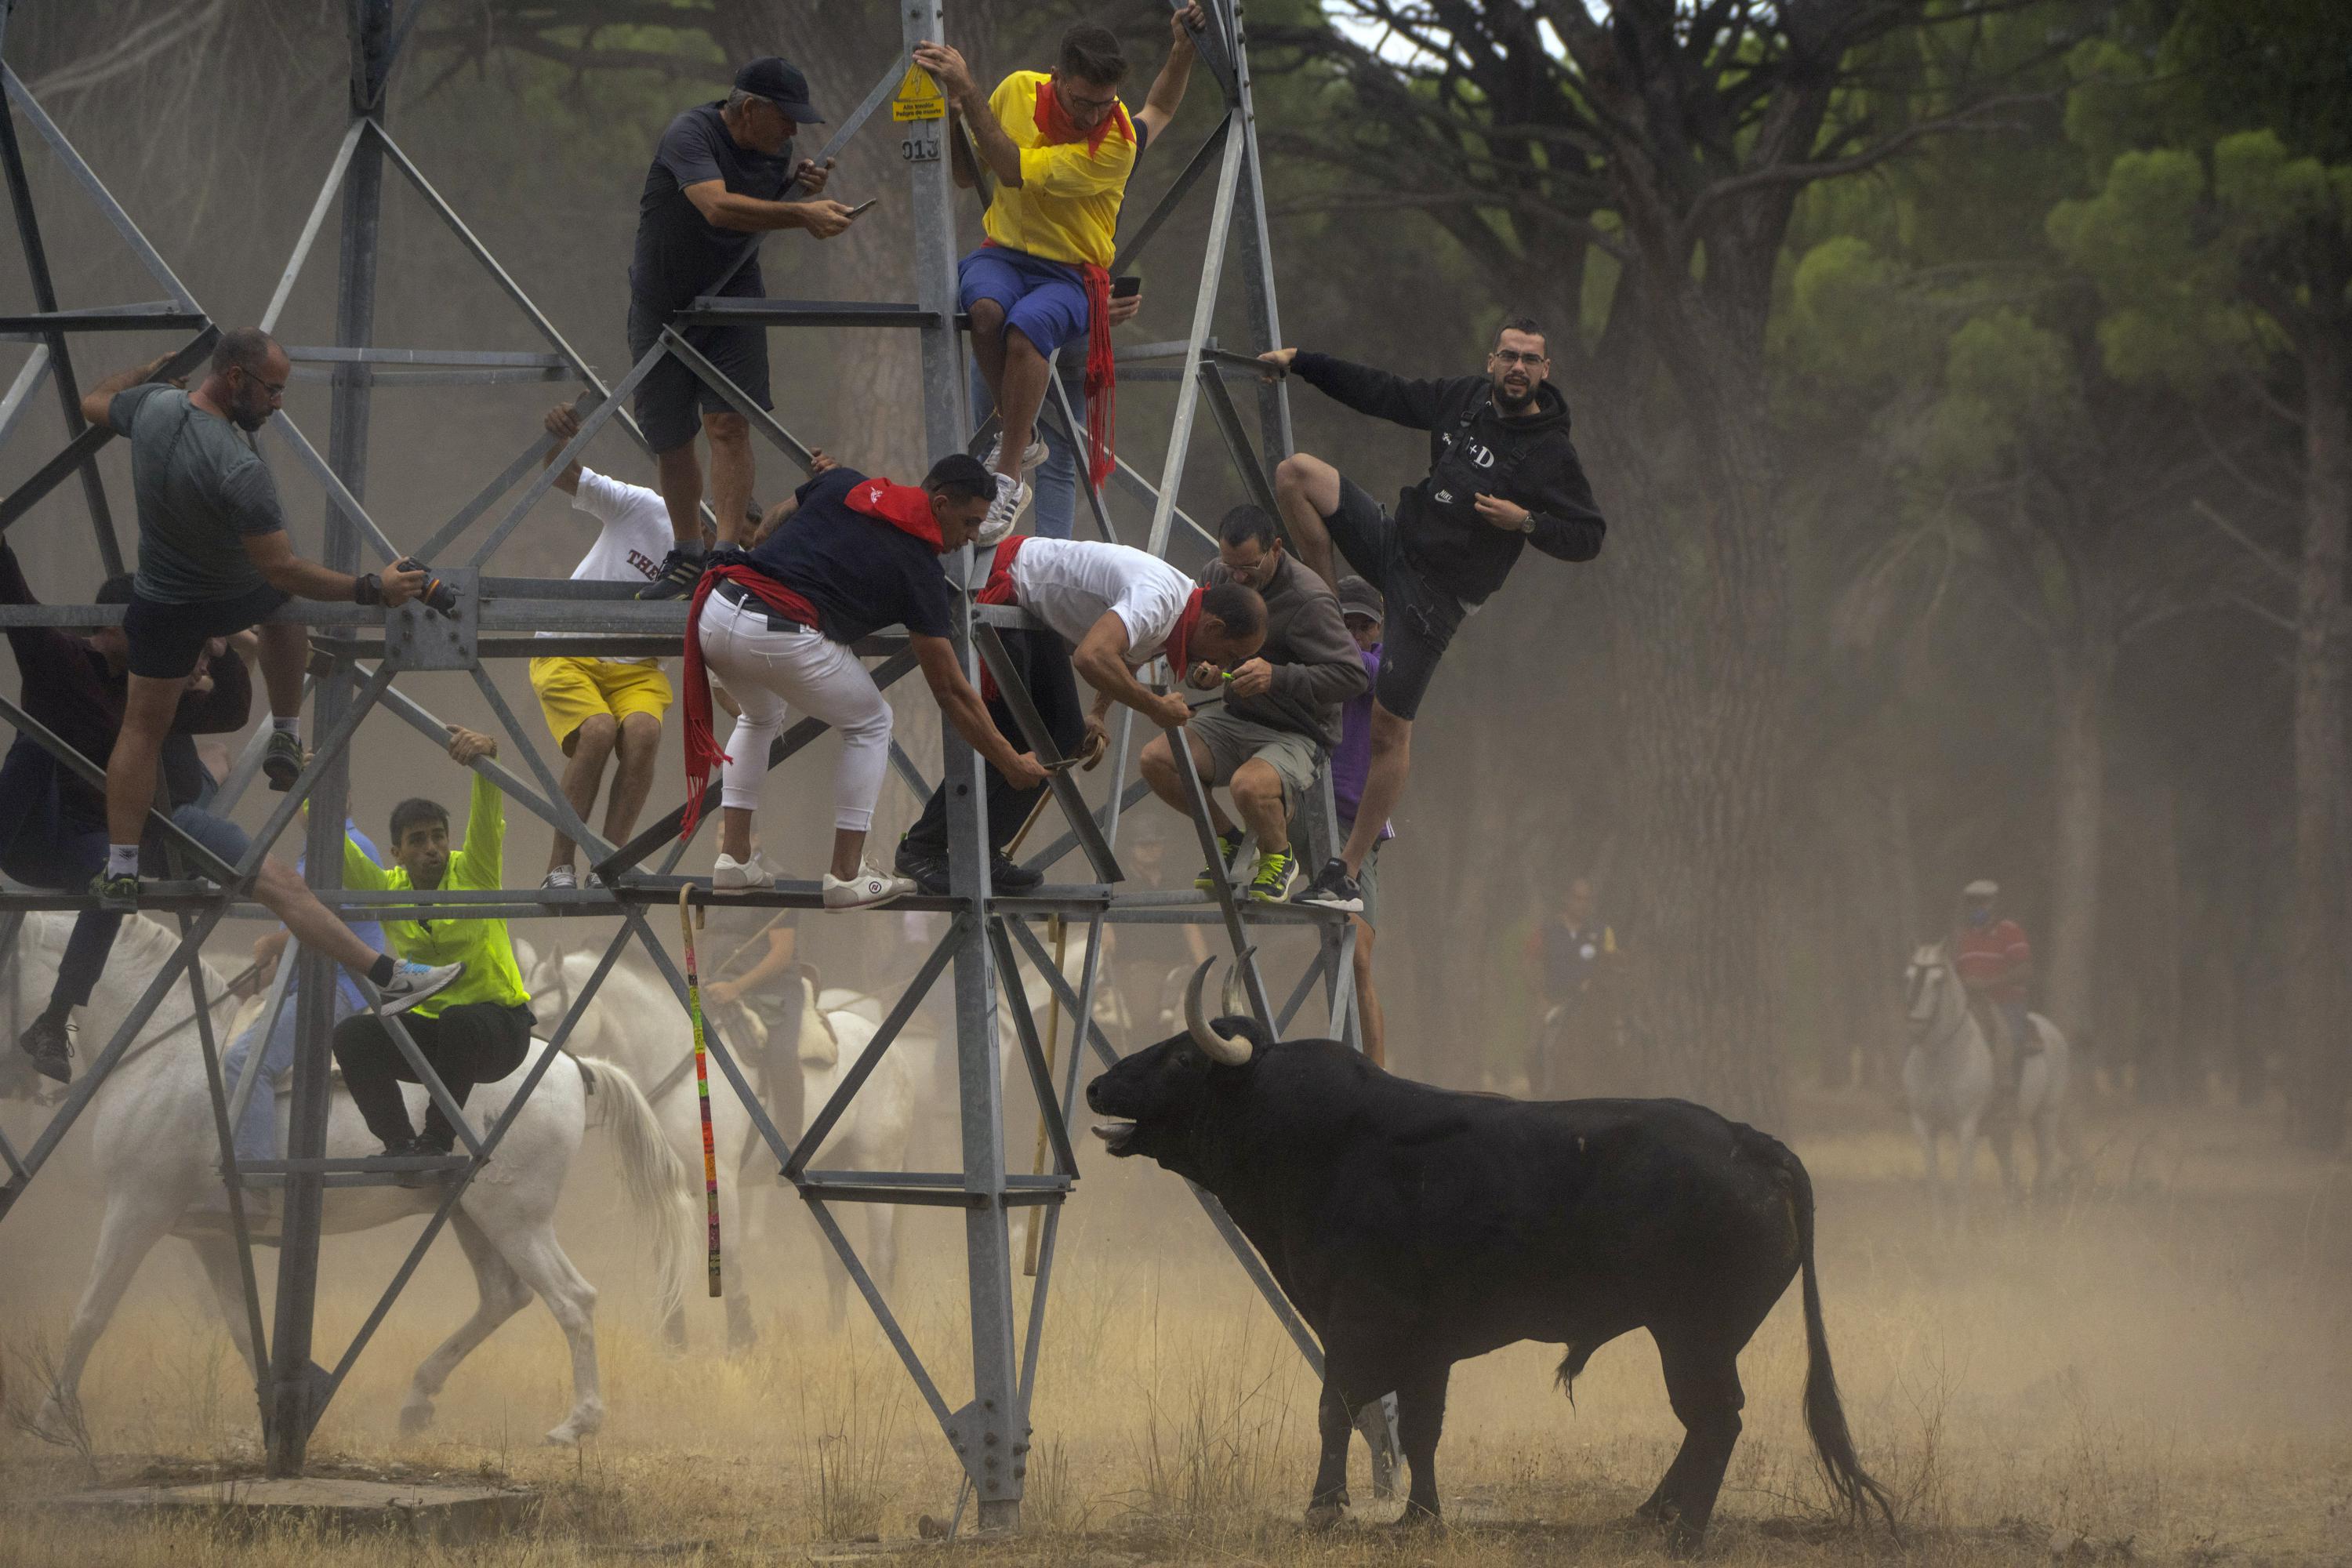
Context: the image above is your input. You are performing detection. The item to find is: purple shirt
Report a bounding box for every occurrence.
[1332,645,1395,842]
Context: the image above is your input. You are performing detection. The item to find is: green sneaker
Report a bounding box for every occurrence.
[1194,829,1245,892]
[89,869,140,913]
[1246,849,1298,903]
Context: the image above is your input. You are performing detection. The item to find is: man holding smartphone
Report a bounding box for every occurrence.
[630,57,862,599]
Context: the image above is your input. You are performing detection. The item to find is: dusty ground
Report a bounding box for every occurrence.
[2,1091,2347,1566]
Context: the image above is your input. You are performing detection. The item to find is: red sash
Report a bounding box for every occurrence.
[679,564,822,836]
[1030,78,1124,490]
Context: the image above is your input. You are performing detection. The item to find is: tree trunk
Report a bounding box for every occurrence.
[2045,639,2111,1050]
[1596,325,1791,1126]
[2288,324,2350,1149]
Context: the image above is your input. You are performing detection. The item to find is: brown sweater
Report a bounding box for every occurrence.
[1199,552,1367,750]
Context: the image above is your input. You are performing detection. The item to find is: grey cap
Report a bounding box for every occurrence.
[1336,575,1384,622]
[1962,879,1998,898]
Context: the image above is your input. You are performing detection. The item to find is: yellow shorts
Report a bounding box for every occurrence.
[528,657,673,752]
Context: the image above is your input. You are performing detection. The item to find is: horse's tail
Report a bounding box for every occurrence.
[1750,1129,1900,1537]
[575,1056,691,1326]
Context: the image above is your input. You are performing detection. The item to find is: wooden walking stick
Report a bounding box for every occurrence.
[678,887,722,1298]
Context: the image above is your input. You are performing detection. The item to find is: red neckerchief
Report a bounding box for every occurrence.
[844,475,945,551]
[1029,76,1123,490]
[971,537,1031,703]
[679,563,823,837]
[1163,586,1207,673]
[975,535,1028,605]
[1033,74,1132,155]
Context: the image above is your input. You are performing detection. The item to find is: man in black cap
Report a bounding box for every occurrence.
[630,58,862,599]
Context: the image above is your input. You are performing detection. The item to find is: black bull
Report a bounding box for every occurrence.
[1084,965,1896,1550]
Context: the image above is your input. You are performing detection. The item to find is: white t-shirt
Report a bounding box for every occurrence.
[1007,539,1193,662]
[545,466,673,664]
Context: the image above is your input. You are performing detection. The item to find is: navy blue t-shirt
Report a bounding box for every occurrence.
[749,468,954,645]
[630,103,795,316]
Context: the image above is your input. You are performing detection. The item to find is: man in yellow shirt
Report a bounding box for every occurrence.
[332,725,536,1174]
[916,26,1140,540]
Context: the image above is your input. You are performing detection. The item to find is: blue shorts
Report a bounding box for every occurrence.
[959,246,1091,358]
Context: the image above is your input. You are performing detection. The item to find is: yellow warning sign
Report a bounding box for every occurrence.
[891,64,946,122]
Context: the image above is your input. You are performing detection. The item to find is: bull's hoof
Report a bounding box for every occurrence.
[1665,1519,1711,1559]
[1304,1501,1345,1531]
[397,1400,434,1437]
[1391,1503,1443,1535]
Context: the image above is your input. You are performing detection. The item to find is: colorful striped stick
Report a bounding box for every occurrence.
[678,887,721,1298]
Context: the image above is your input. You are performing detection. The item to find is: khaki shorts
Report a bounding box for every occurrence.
[1186,708,1323,807]
[528,656,673,752]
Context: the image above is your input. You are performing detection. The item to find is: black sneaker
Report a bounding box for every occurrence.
[89,868,140,913]
[992,852,1043,894]
[262,729,306,792]
[1292,857,1363,913]
[635,547,706,601]
[16,1012,72,1084]
[1194,829,1246,893]
[894,843,951,896]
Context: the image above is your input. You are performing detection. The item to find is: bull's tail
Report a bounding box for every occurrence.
[1761,1132,1900,1536]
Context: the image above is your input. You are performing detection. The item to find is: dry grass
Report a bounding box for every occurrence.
[1,1094,2347,1567]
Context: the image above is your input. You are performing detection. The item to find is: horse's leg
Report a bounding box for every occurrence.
[1991,1112,2020,1205]
[38,1194,180,1436]
[400,1210,532,1437]
[1913,1113,1941,1233]
[186,1236,263,1387]
[1953,1116,1979,1235]
[719,1166,757,1355]
[493,1228,604,1445]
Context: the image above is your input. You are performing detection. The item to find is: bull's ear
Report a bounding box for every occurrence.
[1185,959,1254,1065]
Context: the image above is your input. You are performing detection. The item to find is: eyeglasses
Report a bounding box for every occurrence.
[233,365,289,397]
[1062,88,1120,116]
[1489,350,1548,368]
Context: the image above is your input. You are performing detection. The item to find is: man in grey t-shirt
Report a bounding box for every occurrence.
[83,328,427,911]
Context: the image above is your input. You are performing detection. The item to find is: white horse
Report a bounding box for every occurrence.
[525,947,920,1335]
[5,912,691,1446]
[1900,942,2071,1227]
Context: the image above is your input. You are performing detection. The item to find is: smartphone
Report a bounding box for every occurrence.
[1111,274,1142,299]
[844,198,877,219]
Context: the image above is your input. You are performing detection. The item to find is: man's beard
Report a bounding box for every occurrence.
[231,403,270,433]
[1494,381,1535,414]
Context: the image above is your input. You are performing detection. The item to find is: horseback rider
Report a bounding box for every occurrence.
[1953,879,2034,1091]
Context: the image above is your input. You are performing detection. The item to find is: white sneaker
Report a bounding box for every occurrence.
[822,863,915,910]
[541,866,576,891]
[378,961,464,1017]
[983,435,1048,474]
[712,851,776,893]
[975,471,1031,547]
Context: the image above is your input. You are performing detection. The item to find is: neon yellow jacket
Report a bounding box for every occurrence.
[978,71,1135,268]
[344,771,529,1017]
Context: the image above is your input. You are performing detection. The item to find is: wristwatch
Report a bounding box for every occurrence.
[1518,515,1535,535]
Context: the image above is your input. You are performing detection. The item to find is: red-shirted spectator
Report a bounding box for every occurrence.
[1953,878,2032,1055]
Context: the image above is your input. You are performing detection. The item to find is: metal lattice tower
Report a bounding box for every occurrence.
[0,0,1387,1527]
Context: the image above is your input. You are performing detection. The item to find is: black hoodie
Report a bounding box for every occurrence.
[1292,352,1606,605]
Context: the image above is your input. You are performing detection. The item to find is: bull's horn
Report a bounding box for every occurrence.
[1184,958,1253,1065]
